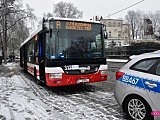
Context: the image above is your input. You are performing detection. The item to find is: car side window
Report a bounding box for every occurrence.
[130,59,157,72]
[156,63,160,75]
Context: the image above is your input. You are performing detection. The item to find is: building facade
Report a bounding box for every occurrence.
[100,18,131,48]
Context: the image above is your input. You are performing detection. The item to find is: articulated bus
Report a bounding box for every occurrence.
[20,17,108,87]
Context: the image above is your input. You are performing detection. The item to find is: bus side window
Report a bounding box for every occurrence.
[34,39,39,64]
[27,39,34,63]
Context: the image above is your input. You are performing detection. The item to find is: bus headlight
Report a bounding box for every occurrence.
[101,70,107,74]
[49,73,62,78]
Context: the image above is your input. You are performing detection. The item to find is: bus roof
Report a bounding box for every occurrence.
[21,18,102,47]
[20,26,42,47]
[47,17,101,24]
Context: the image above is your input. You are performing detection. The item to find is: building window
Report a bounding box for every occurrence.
[118,31,121,37]
[118,22,121,27]
[118,41,121,46]
[109,31,112,37]
[105,42,107,47]
[113,22,116,27]
[108,22,111,27]
[124,27,128,33]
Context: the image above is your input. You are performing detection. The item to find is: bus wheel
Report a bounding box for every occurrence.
[34,67,41,85]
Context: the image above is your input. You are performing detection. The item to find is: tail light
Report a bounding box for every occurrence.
[116,71,125,80]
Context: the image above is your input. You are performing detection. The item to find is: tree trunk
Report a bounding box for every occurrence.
[2,11,8,64]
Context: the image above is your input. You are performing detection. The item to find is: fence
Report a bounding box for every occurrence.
[106,45,160,59]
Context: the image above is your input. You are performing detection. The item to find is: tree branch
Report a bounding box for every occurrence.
[0,14,30,34]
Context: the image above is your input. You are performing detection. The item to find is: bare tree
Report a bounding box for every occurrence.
[148,11,160,40]
[134,10,145,39]
[148,11,160,33]
[8,18,29,55]
[125,10,139,40]
[125,10,160,40]
[53,1,83,18]
[0,0,36,63]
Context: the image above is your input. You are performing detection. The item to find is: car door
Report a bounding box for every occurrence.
[143,61,160,111]
[130,58,160,110]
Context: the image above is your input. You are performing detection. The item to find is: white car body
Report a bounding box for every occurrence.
[114,51,160,120]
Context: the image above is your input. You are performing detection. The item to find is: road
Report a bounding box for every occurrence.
[20,61,127,120]
[0,61,127,120]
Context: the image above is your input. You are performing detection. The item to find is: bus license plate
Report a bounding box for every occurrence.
[76,78,89,83]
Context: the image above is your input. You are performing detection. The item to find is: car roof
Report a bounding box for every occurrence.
[129,50,160,60]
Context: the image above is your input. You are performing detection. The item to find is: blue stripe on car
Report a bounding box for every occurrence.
[118,74,160,94]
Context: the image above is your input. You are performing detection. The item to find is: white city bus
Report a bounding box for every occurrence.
[20,17,108,87]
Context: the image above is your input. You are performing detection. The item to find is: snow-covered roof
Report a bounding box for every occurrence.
[20,26,43,47]
[129,50,160,60]
[47,17,101,24]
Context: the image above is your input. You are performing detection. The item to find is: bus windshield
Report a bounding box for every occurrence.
[46,21,104,59]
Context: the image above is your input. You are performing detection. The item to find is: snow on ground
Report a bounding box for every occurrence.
[0,62,69,120]
[0,61,126,120]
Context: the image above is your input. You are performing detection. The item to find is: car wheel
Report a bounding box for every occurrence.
[124,95,153,120]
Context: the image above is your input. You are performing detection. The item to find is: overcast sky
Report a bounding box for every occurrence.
[23,0,160,20]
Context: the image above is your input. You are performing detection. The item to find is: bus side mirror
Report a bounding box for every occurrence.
[43,22,49,30]
[42,18,49,33]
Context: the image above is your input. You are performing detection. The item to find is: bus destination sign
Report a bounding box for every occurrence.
[55,21,92,30]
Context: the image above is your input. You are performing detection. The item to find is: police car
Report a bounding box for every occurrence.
[114,50,160,120]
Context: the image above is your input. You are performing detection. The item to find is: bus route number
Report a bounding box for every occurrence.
[64,65,79,70]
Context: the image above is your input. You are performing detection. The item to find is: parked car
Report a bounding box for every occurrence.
[114,50,160,120]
